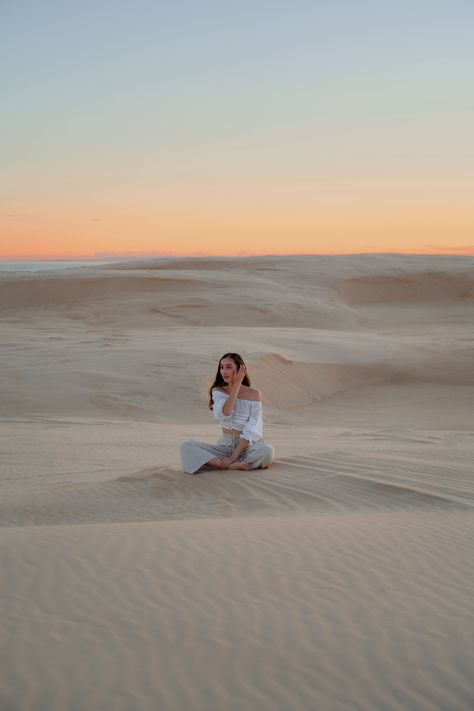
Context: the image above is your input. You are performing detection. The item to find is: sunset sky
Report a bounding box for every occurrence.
[2,1,473,258]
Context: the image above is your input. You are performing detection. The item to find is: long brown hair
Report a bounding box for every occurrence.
[208,353,251,409]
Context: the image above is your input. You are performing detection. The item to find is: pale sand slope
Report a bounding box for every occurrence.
[1,255,474,710]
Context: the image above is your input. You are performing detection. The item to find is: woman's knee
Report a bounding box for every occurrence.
[180,439,195,451]
[180,440,201,474]
[180,440,198,460]
[247,442,274,469]
[261,444,274,467]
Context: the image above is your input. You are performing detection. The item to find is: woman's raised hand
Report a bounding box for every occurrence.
[235,364,247,385]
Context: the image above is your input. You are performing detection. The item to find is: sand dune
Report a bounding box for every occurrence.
[1,254,474,710]
[336,273,474,304]
[0,272,210,309]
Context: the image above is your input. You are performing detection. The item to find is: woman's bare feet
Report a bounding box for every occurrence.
[206,457,252,471]
[227,461,251,471]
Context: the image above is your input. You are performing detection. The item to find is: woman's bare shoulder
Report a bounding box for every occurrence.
[241,386,261,401]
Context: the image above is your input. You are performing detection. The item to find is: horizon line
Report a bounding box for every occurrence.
[2,249,474,261]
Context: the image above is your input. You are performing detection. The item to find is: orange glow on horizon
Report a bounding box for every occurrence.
[3,182,473,259]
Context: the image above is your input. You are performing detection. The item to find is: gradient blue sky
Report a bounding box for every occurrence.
[2,0,473,256]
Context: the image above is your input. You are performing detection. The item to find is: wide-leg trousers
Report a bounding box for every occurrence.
[180,434,274,475]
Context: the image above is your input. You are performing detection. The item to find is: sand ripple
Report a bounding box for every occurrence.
[1,512,473,710]
[1,448,472,528]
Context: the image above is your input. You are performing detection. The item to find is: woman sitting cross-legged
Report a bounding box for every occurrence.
[180,352,274,475]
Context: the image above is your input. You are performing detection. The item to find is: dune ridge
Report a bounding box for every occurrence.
[336,273,474,304]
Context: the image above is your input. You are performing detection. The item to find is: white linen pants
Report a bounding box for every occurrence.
[180,434,274,475]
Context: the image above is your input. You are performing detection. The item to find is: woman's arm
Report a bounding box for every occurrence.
[240,401,263,444]
[219,437,249,468]
[211,391,233,422]
[222,365,247,416]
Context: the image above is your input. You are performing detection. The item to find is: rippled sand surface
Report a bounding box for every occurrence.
[1,254,474,710]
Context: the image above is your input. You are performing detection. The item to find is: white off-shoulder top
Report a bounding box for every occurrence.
[211,389,263,445]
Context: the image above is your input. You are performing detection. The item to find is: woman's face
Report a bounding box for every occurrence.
[219,357,238,383]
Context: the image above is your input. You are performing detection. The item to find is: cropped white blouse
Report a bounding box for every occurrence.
[211,389,263,445]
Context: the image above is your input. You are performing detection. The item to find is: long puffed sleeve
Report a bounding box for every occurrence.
[211,390,233,423]
[240,402,263,445]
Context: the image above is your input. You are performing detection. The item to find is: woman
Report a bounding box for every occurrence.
[180,353,274,475]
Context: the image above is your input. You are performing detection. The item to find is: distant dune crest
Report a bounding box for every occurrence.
[336,273,474,304]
